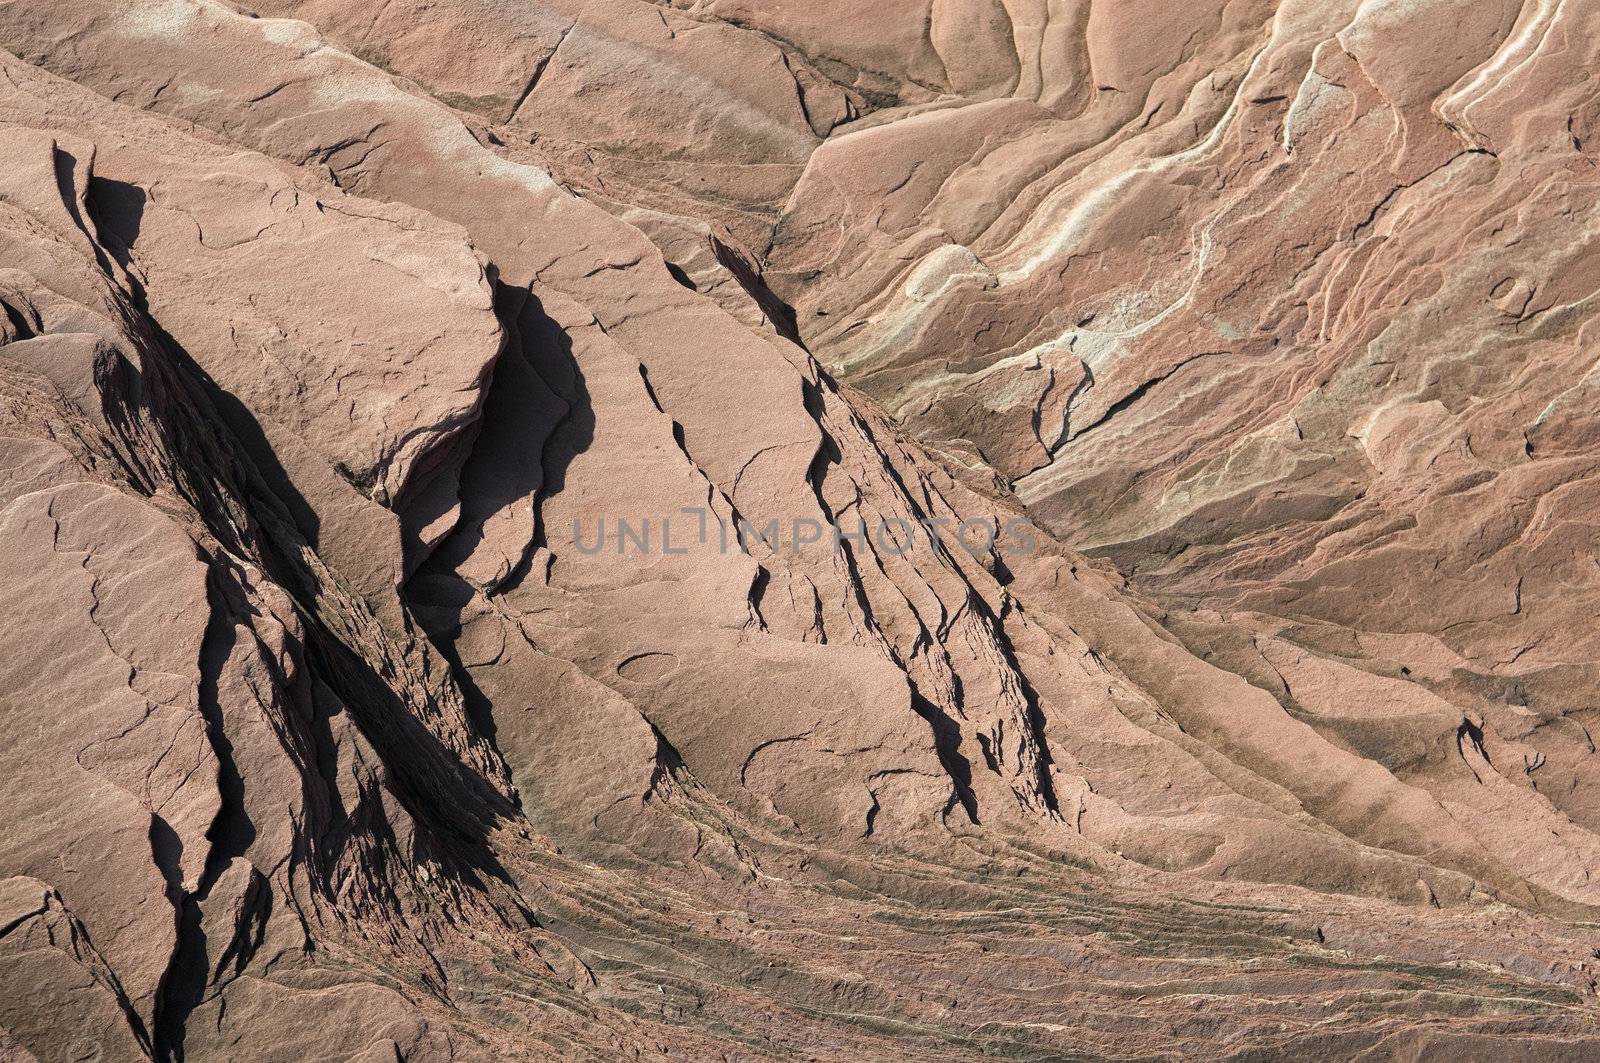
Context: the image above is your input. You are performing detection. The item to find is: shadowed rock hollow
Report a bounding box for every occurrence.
[2,1,1599,1060]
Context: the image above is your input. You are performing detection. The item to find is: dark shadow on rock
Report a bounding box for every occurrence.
[712,236,800,343]
[911,690,981,825]
[407,283,593,770]
[81,177,524,1009]
[155,528,274,1061]
[664,261,696,291]
[86,173,146,268]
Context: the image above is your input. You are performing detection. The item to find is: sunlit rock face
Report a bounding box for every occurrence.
[1,2,1599,1060]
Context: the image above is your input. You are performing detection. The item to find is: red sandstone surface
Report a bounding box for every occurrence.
[2,2,1599,1060]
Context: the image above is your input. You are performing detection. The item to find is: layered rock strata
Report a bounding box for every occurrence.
[1,2,1598,1060]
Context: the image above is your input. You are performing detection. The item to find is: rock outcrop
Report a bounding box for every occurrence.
[2,2,1599,1060]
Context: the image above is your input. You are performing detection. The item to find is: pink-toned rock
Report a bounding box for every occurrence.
[3,2,1600,1060]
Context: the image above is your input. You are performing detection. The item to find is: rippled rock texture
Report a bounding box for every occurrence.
[2,2,1599,1060]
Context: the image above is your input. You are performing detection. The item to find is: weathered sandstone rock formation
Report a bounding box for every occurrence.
[2,1,1599,1059]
